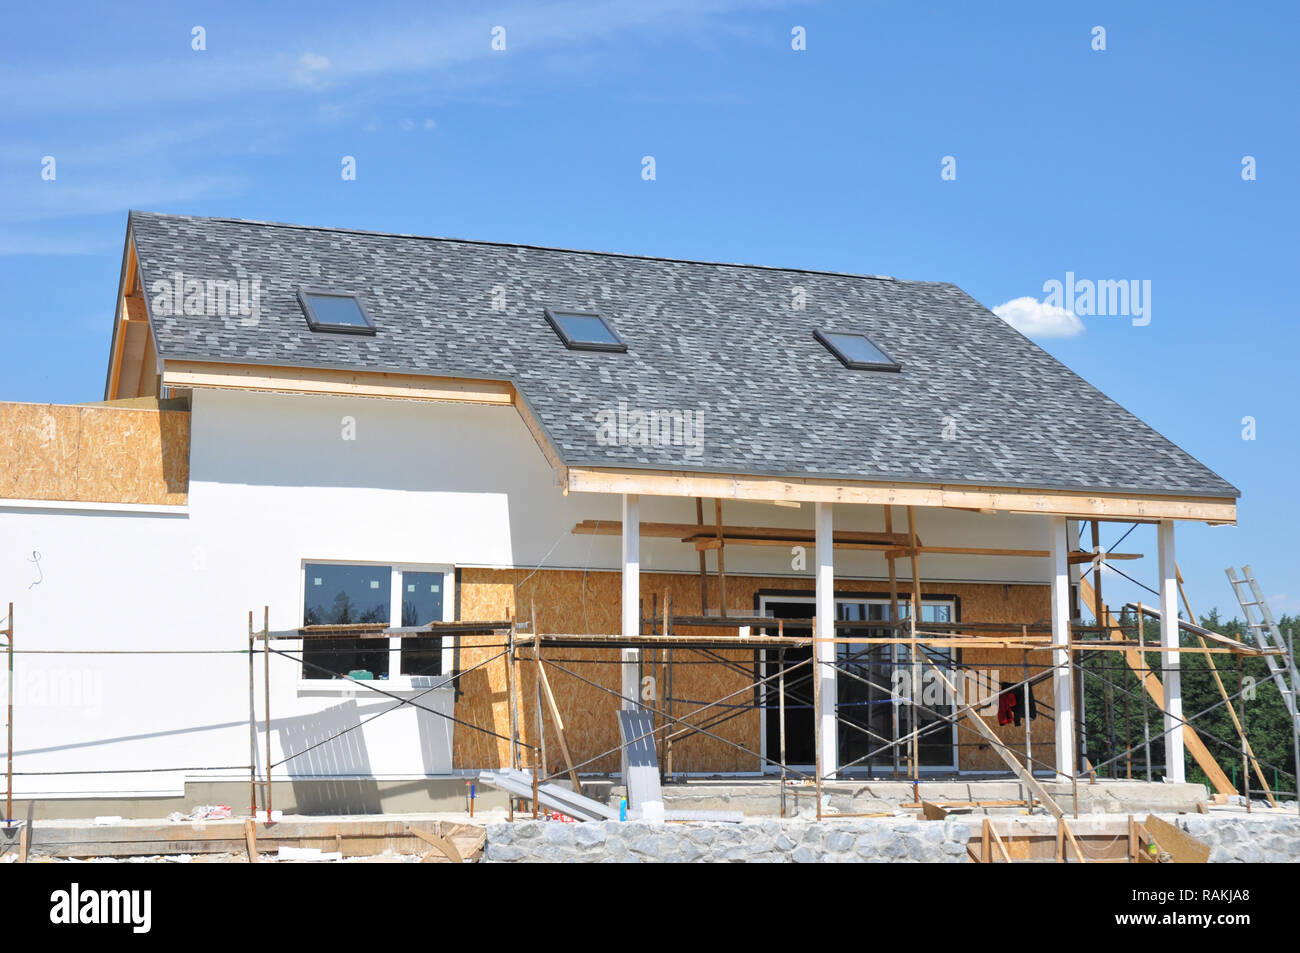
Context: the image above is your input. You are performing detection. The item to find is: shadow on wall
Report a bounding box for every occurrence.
[277,699,382,814]
[272,696,456,815]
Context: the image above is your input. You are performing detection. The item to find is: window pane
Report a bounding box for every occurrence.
[303,293,370,329]
[555,312,619,345]
[302,564,391,679]
[825,332,893,366]
[400,571,444,676]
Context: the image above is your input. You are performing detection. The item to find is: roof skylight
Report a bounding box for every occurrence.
[544,309,627,352]
[814,329,900,371]
[298,290,376,335]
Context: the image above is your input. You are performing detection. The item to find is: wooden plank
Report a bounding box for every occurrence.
[885,546,1140,561]
[512,391,565,474]
[1078,578,1236,795]
[573,519,911,550]
[535,650,583,794]
[407,824,463,863]
[564,467,1238,523]
[1144,814,1210,863]
[920,801,949,820]
[244,818,258,863]
[986,819,1012,862]
[1059,817,1087,863]
[918,651,1065,818]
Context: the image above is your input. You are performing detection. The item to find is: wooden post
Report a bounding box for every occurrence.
[1137,610,1152,780]
[695,497,708,615]
[906,506,922,791]
[1022,642,1033,805]
[263,606,272,823]
[1093,522,1115,780]
[5,603,12,827]
[1237,653,1250,812]
[778,643,788,818]
[506,611,517,822]
[665,642,675,780]
[714,499,728,618]
[532,605,544,816]
[660,592,670,784]
[884,507,901,780]
[248,610,256,818]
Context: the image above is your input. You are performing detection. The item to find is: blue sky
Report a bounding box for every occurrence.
[1,0,1295,622]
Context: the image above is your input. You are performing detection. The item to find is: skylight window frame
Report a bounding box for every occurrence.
[298,288,378,336]
[813,328,901,372]
[543,308,628,353]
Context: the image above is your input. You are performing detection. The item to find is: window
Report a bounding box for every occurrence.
[544,309,627,352]
[301,563,451,683]
[298,290,376,335]
[759,594,956,773]
[813,329,900,371]
[834,599,957,771]
[400,571,444,676]
[302,563,391,680]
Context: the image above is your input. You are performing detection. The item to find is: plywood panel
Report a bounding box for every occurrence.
[0,402,189,505]
[454,567,1053,775]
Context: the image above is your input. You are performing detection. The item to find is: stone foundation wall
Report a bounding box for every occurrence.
[484,818,972,863]
[483,814,1300,863]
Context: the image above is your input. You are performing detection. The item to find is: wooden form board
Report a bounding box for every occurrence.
[0,402,189,505]
[454,568,1055,774]
[564,467,1237,524]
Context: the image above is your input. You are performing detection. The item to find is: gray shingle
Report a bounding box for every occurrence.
[128,211,1238,499]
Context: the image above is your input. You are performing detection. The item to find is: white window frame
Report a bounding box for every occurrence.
[757,593,959,774]
[297,559,455,694]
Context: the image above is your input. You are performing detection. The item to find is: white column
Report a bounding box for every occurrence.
[1158,519,1184,783]
[1049,516,1075,780]
[620,494,641,781]
[814,502,837,779]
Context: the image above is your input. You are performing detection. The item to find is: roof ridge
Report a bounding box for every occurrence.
[128,209,935,285]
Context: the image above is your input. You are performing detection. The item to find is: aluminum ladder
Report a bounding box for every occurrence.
[1226,566,1298,723]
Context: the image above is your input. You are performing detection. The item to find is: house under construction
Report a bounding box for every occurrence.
[1,211,1294,831]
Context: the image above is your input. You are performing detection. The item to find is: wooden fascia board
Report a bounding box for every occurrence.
[160,360,515,405]
[512,390,565,475]
[563,466,1237,524]
[105,235,141,401]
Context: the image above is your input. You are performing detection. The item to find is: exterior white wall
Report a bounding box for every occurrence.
[0,389,1056,798]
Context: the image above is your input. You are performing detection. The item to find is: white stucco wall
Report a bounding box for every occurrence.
[0,389,1053,798]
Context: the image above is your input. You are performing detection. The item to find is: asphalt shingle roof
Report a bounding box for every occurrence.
[127,211,1238,499]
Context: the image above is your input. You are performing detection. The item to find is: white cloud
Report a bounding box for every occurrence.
[994,296,1085,338]
[294,51,333,88]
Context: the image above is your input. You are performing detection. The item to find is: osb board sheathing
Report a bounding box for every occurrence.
[0,402,189,505]
[454,568,1053,774]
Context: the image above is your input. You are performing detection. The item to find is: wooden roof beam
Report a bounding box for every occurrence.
[563,467,1236,524]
